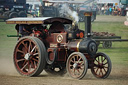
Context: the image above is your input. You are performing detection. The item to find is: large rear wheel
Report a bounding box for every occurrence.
[13,37,47,76]
[91,52,112,78]
[66,52,88,79]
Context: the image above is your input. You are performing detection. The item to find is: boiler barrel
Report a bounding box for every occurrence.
[67,39,97,55]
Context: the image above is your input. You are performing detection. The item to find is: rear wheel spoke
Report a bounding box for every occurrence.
[21,62,28,71]
[28,61,31,73]
[31,46,36,53]
[34,61,37,68]
[22,42,28,53]
[17,49,25,55]
[33,53,39,56]
[30,60,35,68]
[16,58,25,63]
[32,58,38,62]
[28,41,32,53]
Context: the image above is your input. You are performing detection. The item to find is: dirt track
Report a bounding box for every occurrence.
[0,16,128,85]
[0,66,128,85]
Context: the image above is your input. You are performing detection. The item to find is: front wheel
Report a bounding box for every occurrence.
[13,37,47,76]
[66,52,88,79]
[91,52,112,78]
[102,41,112,48]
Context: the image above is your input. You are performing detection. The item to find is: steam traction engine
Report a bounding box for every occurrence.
[6,12,112,79]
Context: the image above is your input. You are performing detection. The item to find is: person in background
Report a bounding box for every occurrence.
[101,6,104,15]
[112,6,115,15]
[104,6,108,15]
[109,6,112,15]
[117,7,121,16]
[106,6,109,15]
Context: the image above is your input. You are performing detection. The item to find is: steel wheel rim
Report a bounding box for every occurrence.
[67,54,86,78]
[92,55,109,78]
[14,38,40,75]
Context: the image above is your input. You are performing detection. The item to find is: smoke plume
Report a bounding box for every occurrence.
[59,3,79,23]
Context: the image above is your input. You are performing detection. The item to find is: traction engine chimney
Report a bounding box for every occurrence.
[84,12,92,38]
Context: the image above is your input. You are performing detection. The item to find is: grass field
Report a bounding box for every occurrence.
[0,15,128,85]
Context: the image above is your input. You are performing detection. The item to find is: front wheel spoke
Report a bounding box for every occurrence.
[77,69,80,73]
[73,68,76,75]
[98,57,100,63]
[93,67,97,69]
[101,56,103,63]
[78,63,84,67]
[94,63,99,67]
[100,69,103,76]
[102,57,106,63]
[72,57,76,63]
[70,64,73,67]
[95,59,100,64]
[71,59,75,63]
[77,57,82,62]
[103,68,107,73]
[79,61,84,66]
[104,66,108,68]
[103,62,108,65]
[79,66,84,70]
[95,68,99,74]
[76,55,79,61]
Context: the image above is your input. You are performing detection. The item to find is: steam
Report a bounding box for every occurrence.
[59,3,79,24]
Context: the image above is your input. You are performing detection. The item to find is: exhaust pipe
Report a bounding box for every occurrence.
[84,12,92,38]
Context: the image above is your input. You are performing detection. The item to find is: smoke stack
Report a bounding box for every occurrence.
[84,12,92,38]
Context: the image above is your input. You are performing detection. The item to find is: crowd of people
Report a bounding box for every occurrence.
[97,5,126,16]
